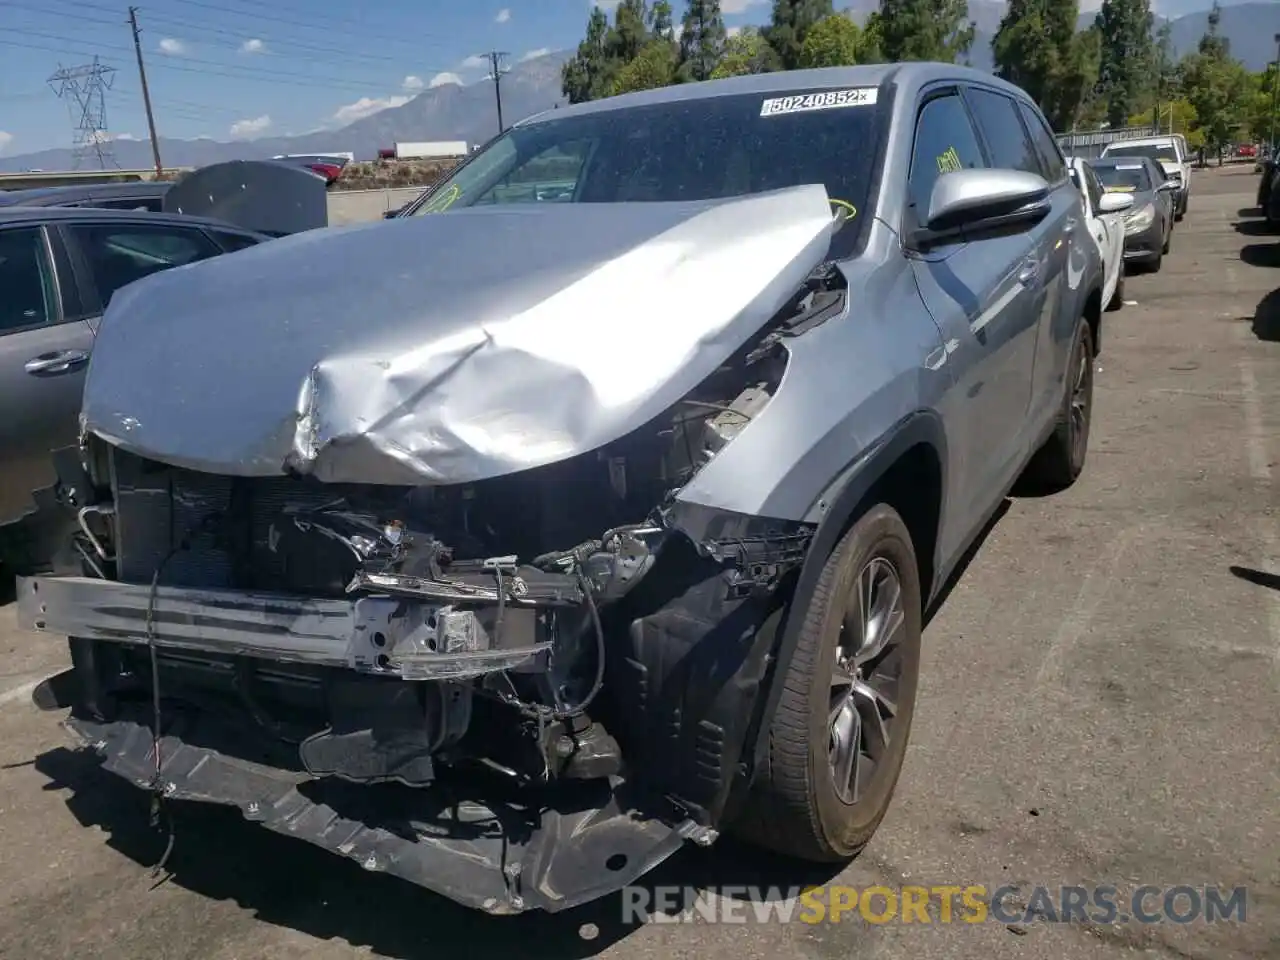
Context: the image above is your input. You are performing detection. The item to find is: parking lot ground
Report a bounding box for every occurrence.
[0,166,1276,960]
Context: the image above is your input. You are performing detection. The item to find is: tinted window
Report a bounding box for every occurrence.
[1094,162,1152,192]
[94,197,164,212]
[965,88,1040,175]
[0,228,56,332]
[212,231,262,252]
[408,88,885,255]
[70,223,222,308]
[907,93,986,217]
[1017,100,1066,181]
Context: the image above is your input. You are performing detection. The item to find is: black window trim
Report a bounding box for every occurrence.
[0,223,66,336]
[960,83,1067,186]
[1013,97,1069,185]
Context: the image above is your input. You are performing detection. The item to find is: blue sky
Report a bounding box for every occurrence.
[0,0,771,157]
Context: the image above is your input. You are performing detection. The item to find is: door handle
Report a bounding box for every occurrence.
[1064,217,1078,234]
[1017,260,1040,285]
[25,349,89,375]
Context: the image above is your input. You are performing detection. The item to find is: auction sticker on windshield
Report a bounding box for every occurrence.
[761,87,878,117]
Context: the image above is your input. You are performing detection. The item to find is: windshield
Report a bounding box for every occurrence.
[1104,143,1178,165]
[407,87,885,256]
[1094,162,1152,192]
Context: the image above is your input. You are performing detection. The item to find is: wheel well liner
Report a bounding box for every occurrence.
[1084,285,1102,355]
[738,411,947,794]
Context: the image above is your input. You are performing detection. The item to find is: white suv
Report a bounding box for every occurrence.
[1100,135,1190,220]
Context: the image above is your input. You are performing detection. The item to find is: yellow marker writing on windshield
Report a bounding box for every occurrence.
[421,183,461,213]
[829,199,857,220]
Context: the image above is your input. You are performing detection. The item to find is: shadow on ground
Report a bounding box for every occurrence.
[1229,564,1280,591]
[1241,243,1280,269]
[34,743,849,957]
[1233,219,1276,238]
[1248,288,1280,342]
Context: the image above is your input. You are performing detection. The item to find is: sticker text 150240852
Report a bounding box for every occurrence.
[760,87,878,117]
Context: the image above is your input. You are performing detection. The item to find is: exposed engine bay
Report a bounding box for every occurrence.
[20,267,846,914]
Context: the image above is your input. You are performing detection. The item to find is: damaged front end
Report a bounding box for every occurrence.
[19,257,848,914]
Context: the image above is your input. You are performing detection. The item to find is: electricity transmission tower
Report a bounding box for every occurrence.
[48,57,119,169]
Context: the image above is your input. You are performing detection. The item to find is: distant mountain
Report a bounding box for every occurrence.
[0,51,571,173]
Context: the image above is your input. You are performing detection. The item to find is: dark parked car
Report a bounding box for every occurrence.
[1090,157,1177,272]
[0,160,330,571]
[0,180,171,212]
[17,63,1103,916]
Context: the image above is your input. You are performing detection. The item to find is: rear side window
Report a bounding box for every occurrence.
[94,197,164,212]
[964,88,1040,176]
[0,227,57,332]
[907,93,986,219]
[69,222,222,309]
[1017,100,1067,182]
[212,231,262,253]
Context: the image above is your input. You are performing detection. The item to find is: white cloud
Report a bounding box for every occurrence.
[428,71,462,88]
[594,1,620,9]
[720,0,764,12]
[330,96,410,124]
[115,132,137,140]
[460,54,488,69]
[239,38,267,54]
[157,37,187,55]
[229,114,271,138]
[726,25,742,37]
[402,74,425,92]
[495,7,511,23]
[0,131,13,153]
[520,47,551,62]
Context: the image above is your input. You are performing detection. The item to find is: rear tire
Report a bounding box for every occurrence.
[1025,316,1094,491]
[1106,265,1125,312]
[1149,248,1164,273]
[733,503,922,862]
[1162,227,1171,255]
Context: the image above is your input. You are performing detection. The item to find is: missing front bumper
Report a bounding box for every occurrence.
[63,713,694,914]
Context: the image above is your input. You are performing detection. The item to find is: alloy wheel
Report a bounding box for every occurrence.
[829,556,906,805]
[1069,337,1091,463]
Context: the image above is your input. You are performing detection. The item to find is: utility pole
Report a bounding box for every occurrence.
[128,6,164,176]
[487,50,510,135]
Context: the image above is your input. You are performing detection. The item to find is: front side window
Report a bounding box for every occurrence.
[1082,163,1105,212]
[964,88,1040,175]
[69,223,222,308]
[907,93,987,218]
[0,227,56,333]
[408,88,886,257]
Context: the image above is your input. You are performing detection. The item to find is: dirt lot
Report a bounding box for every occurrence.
[0,167,1275,960]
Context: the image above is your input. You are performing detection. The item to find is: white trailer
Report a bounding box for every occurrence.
[392,140,469,160]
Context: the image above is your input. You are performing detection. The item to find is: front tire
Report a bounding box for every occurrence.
[1025,315,1094,490]
[734,504,922,862]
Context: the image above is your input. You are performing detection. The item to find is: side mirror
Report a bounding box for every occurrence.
[1097,191,1134,213]
[911,168,1051,250]
[1157,180,1179,192]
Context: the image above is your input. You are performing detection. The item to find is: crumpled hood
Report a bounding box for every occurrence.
[81,184,835,485]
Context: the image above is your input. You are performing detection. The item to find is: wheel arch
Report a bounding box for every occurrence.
[739,410,948,791]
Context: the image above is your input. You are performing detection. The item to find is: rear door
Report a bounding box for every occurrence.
[904,87,1042,547]
[0,224,95,524]
[965,87,1075,438]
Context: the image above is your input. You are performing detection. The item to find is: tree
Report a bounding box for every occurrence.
[1181,2,1250,156]
[711,26,782,77]
[765,0,835,70]
[993,0,1093,130]
[649,0,675,40]
[877,0,974,63]
[609,0,653,63]
[611,39,678,94]
[797,13,866,69]
[562,7,615,103]
[1094,0,1153,128]
[678,0,728,82]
